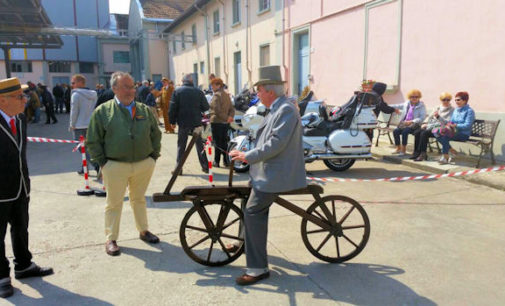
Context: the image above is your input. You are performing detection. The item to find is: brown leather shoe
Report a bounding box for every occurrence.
[139,231,160,244]
[105,240,120,256]
[236,272,270,286]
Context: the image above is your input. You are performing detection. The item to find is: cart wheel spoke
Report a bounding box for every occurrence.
[189,235,211,249]
[219,233,244,241]
[338,206,355,224]
[342,233,359,248]
[207,241,214,262]
[307,228,329,234]
[216,237,231,259]
[222,217,241,231]
[342,224,366,230]
[316,233,333,252]
[335,236,340,258]
[185,225,208,233]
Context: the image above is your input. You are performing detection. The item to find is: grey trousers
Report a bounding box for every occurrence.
[243,188,278,269]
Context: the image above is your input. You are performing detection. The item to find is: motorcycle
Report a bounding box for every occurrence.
[302,91,379,171]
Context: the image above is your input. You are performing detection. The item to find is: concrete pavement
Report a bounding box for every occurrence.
[3,113,505,305]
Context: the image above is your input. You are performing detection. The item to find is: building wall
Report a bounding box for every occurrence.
[102,43,131,73]
[0,61,44,84]
[169,0,278,93]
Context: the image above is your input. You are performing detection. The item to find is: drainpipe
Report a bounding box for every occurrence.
[245,0,252,87]
[281,0,287,84]
[194,3,211,78]
[218,0,228,84]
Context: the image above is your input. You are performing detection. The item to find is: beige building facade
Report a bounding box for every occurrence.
[166,0,281,94]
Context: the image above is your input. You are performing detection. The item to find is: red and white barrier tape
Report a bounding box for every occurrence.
[205,136,214,184]
[27,136,79,144]
[306,165,505,183]
[79,135,91,190]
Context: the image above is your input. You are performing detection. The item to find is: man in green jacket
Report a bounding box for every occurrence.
[86,71,162,256]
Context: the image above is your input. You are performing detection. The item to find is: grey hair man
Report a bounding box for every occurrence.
[86,71,162,256]
[229,66,306,286]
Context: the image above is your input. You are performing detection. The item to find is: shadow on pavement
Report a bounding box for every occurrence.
[9,278,112,305]
[119,241,435,305]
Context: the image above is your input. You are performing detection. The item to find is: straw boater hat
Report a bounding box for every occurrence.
[253,65,286,87]
[0,77,28,96]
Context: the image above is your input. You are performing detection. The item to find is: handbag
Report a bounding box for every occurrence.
[432,122,455,138]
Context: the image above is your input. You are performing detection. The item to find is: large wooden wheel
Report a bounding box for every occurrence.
[180,200,244,266]
[301,195,370,263]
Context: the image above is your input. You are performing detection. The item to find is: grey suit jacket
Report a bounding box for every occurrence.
[245,96,307,193]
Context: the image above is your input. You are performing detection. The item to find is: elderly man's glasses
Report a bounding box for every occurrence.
[7,94,28,100]
[410,96,420,99]
[441,98,451,102]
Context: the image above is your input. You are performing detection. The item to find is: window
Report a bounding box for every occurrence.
[200,61,205,74]
[232,0,241,25]
[214,57,221,77]
[181,32,186,50]
[113,51,130,63]
[48,61,71,73]
[213,10,220,34]
[259,0,270,12]
[152,74,162,82]
[191,24,197,44]
[11,61,32,73]
[79,62,94,73]
[193,63,198,74]
[259,44,270,67]
[172,39,176,53]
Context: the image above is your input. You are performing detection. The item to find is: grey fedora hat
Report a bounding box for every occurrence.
[253,65,286,87]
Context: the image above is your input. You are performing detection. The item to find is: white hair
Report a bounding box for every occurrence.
[182,73,193,84]
[263,84,285,97]
[110,71,133,88]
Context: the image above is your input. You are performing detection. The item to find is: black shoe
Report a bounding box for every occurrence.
[139,231,160,244]
[202,168,209,174]
[0,278,13,298]
[409,152,420,160]
[213,161,219,168]
[77,169,86,175]
[14,263,54,279]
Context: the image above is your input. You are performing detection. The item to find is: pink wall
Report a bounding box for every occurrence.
[285,0,505,113]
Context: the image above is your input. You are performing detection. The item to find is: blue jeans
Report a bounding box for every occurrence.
[393,126,416,146]
[436,132,469,154]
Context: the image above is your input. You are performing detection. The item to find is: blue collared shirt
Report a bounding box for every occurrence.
[115,96,135,117]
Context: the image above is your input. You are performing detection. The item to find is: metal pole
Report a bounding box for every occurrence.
[2,47,12,78]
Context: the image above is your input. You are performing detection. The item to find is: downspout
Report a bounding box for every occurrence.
[281,0,287,85]
[218,0,228,84]
[194,3,211,79]
[245,0,252,86]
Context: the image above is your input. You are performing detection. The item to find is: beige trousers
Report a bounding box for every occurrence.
[101,157,156,241]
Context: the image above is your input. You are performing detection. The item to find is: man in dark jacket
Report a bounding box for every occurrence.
[52,83,64,113]
[0,77,53,299]
[169,74,209,174]
[38,84,57,124]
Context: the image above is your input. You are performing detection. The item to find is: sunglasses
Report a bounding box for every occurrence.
[455,98,462,101]
[441,99,451,102]
[410,96,420,99]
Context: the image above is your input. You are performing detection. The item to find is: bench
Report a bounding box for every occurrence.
[375,113,500,168]
[374,112,394,146]
[452,119,501,168]
[425,119,500,167]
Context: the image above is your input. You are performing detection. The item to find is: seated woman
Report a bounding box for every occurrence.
[391,89,427,156]
[411,92,454,161]
[435,91,475,164]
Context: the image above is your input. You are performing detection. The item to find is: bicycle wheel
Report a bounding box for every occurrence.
[301,195,370,263]
[180,200,244,266]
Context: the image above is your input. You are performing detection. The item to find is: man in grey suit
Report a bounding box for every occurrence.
[229,66,306,286]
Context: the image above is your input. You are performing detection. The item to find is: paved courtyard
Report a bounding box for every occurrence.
[3,113,505,305]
